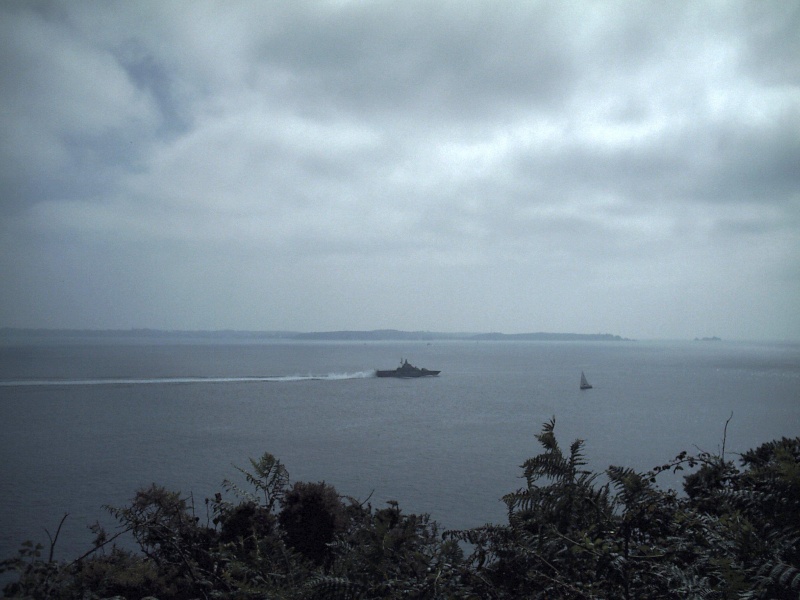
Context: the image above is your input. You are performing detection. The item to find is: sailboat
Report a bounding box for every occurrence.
[580,371,593,390]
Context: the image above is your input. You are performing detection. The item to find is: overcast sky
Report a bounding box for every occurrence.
[1,1,798,340]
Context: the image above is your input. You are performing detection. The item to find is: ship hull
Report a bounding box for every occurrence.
[376,369,440,378]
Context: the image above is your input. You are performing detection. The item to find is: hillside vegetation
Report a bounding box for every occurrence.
[2,419,798,599]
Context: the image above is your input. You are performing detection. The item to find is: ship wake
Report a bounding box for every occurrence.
[0,372,377,387]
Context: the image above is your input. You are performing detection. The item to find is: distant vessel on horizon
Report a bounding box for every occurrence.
[580,371,593,390]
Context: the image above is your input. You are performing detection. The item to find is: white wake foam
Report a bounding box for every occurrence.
[0,371,377,387]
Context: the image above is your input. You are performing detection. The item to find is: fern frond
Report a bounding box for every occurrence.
[535,417,559,452]
[221,478,258,504]
[741,436,800,468]
[522,453,569,485]
[569,438,588,469]
[443,524,507,546]
[224,452,291,515]
[757,560,800,592]
[715,488,771,511]
[606,465,638,484]
[304,575,362,599]
[327,538,356,557]
[503,487,544,511]
[606,465,654,502]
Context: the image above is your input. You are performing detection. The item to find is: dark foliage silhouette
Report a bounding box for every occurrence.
[2,421,798,599]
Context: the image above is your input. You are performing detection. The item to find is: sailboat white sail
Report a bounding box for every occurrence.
[580,371,592,390]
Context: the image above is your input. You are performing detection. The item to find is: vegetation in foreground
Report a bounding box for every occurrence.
[2,418,799,599]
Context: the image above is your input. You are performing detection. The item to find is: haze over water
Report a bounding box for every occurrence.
[1,337,798,563]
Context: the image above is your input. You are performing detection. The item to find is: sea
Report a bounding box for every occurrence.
[1,337,798,564]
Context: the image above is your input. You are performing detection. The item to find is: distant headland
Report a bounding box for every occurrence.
[294,330,631,341]
[0,328,633,342]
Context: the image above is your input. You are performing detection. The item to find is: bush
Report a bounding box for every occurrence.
[3,421,799,599]
[278,481,346,566]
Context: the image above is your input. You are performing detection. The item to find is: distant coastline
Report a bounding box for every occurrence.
[0,327,633,342]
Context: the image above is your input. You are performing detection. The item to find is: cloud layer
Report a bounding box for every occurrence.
[2,1,798,339]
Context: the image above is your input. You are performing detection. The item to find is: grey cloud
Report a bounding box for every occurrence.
[1,1,798,339]
[739,2,800,85]
[246,2,581,120]
[0,2,160,215]
[113,41,190,136]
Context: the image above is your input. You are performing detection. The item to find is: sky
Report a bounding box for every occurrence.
[1,1,799,340]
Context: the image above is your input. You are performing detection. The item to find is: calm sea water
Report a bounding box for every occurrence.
[1,338,798,563]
